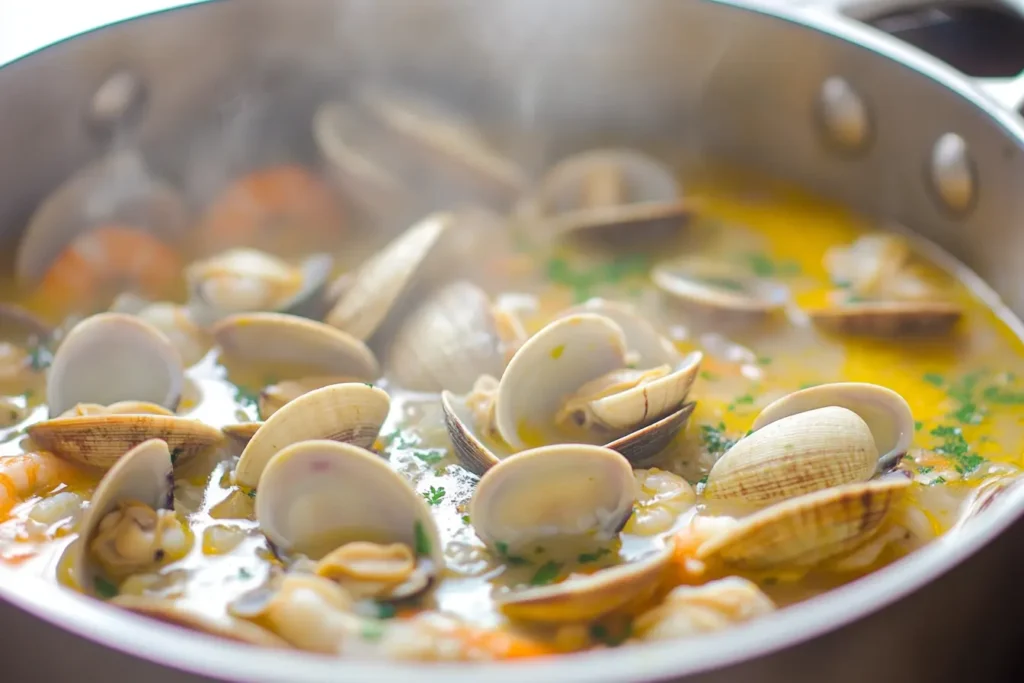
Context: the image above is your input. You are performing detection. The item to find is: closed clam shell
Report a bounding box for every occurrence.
[696,478,911,569]
[112,595,290,648]
[704,406,878,505]
[652,258,788,316]
[46,313,185,417]
[385,280,507,393]
[752,382,914,472]
[16,150,189,288]
[70,439,174,595]
[325,213,450,340]
[807,300,962,337]
[212,312,378,380]
[234,383,390,488]
[494,313,628,450]
[469,444,636,553]
[28,413,224,470]
[498,543,674,623]
[256,440,443,566]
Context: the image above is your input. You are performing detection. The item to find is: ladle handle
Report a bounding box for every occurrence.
[784,0,1024,114]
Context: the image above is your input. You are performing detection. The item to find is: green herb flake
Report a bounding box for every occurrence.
[981,385,1024,405]
[930,476,948,486]
[700,422,737,456]
[917,466,934,474]
[412,449,445,466]
[413,521,432,556]
[28,343,53,372]
[589,622,632,647]
[578,548,611,564]
[529,561,562,586]
[699,371,718,382]
[361,621,386,641]
[422,485,446,506]
[461,514,471,525]
[745,252,801,278]
[495,541,531,566]
[237,567,253,580]
[246,489,257,499]
[756,356,772,366]
[93,576,118,599]
[233,385,259,411]
[914,421,923,432]
[922,373,945,387]
[375,602,397,620]
[930,424,986,476]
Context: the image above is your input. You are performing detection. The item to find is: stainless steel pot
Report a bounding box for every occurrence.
[2,1,1024,681]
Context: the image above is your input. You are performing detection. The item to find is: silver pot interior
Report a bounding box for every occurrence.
[2,1,1024,681]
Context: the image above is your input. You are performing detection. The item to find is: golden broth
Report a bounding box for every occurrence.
[1,165,1023,656]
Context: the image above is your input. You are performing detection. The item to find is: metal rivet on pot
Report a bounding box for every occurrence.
[816,77,871,153]
[85,69,148,139]
[929,133,976,215]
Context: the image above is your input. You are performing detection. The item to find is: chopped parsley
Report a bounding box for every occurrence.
[744,252,801,278]
[578,548,611,564]
[917,465,934,474]
[589,622,632,647]
[494,541,531,566]
[546,254,650,303]
[914,421,923,432]
[461,514,471,525]
[931,425,985,475]
[93,576,118,598]
[981,385,1024,405]
[922,373,944,387]
[413,521,432,556]
[383,429,417,450]
[422,486,446,506]
[28,343,52,372]
[375,602,397,619]
[700,422,738,457]
[699,371,718,382]
[930,476,948,486]
[529,561,562,586]
[246,488,257,499]
[756,356,772,366]
[233,385,259,411]
[412,449,445,466]
[237,567,253,579]
[360,620,385,641]
[727,393,755,411]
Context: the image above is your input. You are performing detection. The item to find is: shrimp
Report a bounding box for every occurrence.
[31,226,183,318]
[196,164,347,257]
[0,451,82,520]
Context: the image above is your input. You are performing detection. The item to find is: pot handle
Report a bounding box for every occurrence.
[785,0,1024,113]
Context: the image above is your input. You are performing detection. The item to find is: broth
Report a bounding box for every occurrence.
[0,128,1022,660]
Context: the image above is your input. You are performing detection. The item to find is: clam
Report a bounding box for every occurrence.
[823,234,910,297]
[60,401,175,418]
[234,383,390,488]
[651,258,788,317]
[696,477,912,569]
[385,280,524,393]
[258,376,358,420]
[46,313,184,417]
[15,149,189,288]
[704,407,878,506]
[469,444,636,552]
[256,440,442,599]
[111,595,290,648]
[499,543,675,623]
[752,382,914,473]
[213,312,378,385]
[110,296,210,367]
[69,439,178,596]
[28,413,224,470]
[325,213,451,341]
[563,299,680,367]
[519,148,693,238]
[186,249,334,326]
[807,300,962,337]
[222,421,262,445]
[492,313,699,464]
[360,88,528,206]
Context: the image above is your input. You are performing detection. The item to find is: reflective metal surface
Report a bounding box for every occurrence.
[1,1,1024,681]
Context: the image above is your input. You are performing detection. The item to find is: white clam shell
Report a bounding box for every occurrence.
[385,281,507,393]
[563,298,680,367]
[16,150,189,288]
[46,313,184,417]
[704,406,878,505]
[752,382,914,472]
[234,383,390,488]
[652,258,788,315]
[469,444,636,553]
[494,313,628,450]
[807,301,962,337]
[498,543,675,623]
[70,439,174,596]
[441,384,507,475]
[325,213,450,340]
[256,439,443,566]
[213,312,379,380]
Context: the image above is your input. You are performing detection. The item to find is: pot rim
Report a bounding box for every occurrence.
[2,0,1024,680]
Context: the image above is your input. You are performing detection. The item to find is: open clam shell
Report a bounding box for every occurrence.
[325,213,450,341]
[385,280,511,393]
[213,312,379,381]
[704,406,879,505]
[187,250,334,326]
[70,439,174,596]
[256,440,443,570]
[752,382,914,473]
[112,595,290,648]
[441,381,506,475]
[469,444,636,553]
[807,301,962,337]
[652,258,789,317]
[16,149,189,288]
[46,313,185,417]
[28,413,224,470]
[498,543,674,623]
[234,383,390,488]
[563,298,680,367]
[696,478,912,569]
[522,148,692,238]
